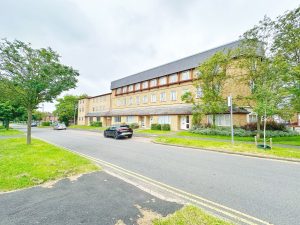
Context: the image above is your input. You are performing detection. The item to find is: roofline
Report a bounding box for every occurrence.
[87,92,112,99]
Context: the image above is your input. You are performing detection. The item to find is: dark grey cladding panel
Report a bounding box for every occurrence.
[111,40,243,89]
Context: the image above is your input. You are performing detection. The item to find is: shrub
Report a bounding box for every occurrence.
[41,121,51,126]
[90,121,102,127]
[161,124,171,131]
[151,124,161,130]
[0,125,4,129]
[241,121,287,131]
[129,123,139,129]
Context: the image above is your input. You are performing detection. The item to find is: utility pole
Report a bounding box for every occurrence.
[74,104,78,125]
[228,94,234,144]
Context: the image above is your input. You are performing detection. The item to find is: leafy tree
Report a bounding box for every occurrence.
[54,94,87,126]
[182,51,232,128]
[0,39,79,144]
[32,110,48,121]
[0,101,26,129]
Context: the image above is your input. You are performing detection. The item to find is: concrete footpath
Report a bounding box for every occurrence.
[0,172,182,225]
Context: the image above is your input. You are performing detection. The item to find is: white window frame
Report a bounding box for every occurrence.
[128,85,133,92]
[181,70,191,81]
[196,87,203,98]
[114,116,121,123]
[207,114,230,126]
[129,97,133,105]
[159,76,167,85]
[158,115,171,124]
[122,86,127,93]
[169,74,178,83]
[135,83,140,90]
[143,95,148,103]
[136,96,140,105]
[170,91,177,101]
[150,79,157,87]
[142,81,149,89]
[126,116,135,123]
[151,94,157,103]
[160,92,166,102]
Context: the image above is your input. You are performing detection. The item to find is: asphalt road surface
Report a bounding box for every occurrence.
[0,172,181,225]
[18,126,300,225]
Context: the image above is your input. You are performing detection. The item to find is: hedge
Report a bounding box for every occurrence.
[90,121,102,127]
[129,123,139,129]
[41,121,51,126]
[161,124,171,131]
[151,124,161,130]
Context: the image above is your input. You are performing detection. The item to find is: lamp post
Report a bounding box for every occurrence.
[228,94,234,144]
[74,104,78,125]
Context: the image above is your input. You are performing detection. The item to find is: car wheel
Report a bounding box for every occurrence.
[114,132,118,139]
[128,135,132,138]
[104,132,107,138]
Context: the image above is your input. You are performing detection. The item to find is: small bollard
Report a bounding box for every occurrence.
[254,136,257,146]
[270,138,272,149]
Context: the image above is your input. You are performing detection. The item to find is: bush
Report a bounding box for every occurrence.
[41,121,51,126]
[151,124,161,130]
[90,121,102,127]
[0,125,4,129]
[129,123,139,129]
[161,124,171,131]
[241,121,287,131]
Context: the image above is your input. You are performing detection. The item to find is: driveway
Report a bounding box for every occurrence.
[14,126,300,225]
[0,171,181,225]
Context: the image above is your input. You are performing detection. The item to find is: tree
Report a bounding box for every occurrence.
[182,51,232,128]
[54,94,87,126]
[0,39,79,144]
[0,101,26,129]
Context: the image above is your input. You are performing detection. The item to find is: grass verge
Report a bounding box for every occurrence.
[153,205,233,225]
[0,128,23,136]
[0,137,99,191]
[155,136,300,160]
[176,131,300,146]
[69,125,106,131]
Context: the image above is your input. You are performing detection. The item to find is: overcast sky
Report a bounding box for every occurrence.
[1,0,299,112]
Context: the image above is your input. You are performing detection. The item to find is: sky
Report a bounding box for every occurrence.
[0,0,299,112]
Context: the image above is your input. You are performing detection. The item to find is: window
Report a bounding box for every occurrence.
[207,114,230,126]
[169,74,178,83]
[116,88,122,94]
[150,79,157,87]
[135,83,140,90]
[126,116,135,123]
[143,95,148,103]
[248,114,258,123]
[117,99,121,106]
[160,92,166,102]
[158,115,171,124]
[92,107,95,112]
[129,97,133,105]
[122,98,126,105]
[170,91,177,101]
[114,116,121,123]
[142,81,148,89]
[136,96,140,105]
[181,70,190,81]
[196,87,203,98]
[122,86,127,93]
[151,94,157,103]
[159,77,167,85]
[128,85,133,92]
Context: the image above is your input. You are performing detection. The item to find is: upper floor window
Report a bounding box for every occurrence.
[150,79,157,87]
[122,98,126,105]
[122,86,127,93]
[181,70,191,81]
[142,81,149,89]
[160,92,166,102]
[196,87,203,98]
[135,83,140,90]
[128,85,134,92]
[129,97,133,105]
[159,76,167,85]
[136,96,140,105]
[117,88,122,94]
[116,99,121,106]
[169,74,178,83]
[170,91,177,101]
[151,94,157,103]
[143,95,148,103]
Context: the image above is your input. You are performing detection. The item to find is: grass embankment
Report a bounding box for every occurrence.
[69,125,106,131]
[155,136,300,160]
[0,128,23,136]
[153,205,233,225]
[0,137,99,191]
[177,131,300,146]
[135,129,173,135]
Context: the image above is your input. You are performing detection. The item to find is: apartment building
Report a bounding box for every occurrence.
[78,40,256,130]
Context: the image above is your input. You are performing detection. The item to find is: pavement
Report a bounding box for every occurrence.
[8,125,300,225]
[0,172,182,225]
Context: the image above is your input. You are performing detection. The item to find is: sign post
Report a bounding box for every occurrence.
[228,94,234,144]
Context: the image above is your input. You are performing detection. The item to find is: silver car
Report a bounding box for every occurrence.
[53,123,66,130]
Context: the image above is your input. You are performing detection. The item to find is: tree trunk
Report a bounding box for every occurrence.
[212,114,216,128]
[256,116,261,139]
[27,108,32,145]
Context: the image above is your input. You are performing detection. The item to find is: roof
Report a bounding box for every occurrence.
[88,92,111,99]
[111,40,243,89]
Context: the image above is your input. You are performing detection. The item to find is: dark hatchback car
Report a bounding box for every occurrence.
[104,124,133,139]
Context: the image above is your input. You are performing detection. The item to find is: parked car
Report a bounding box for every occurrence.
[31,122,38,127]
[53,123,66,130]
[104,124,133,139]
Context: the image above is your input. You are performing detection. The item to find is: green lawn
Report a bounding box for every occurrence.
[176,131,300,146]
[135,129,173,135]
[0,128,23,136]
[155,136,300,160]
[0,137,99,191]
[69,125,106,131]
[153,205,233,225]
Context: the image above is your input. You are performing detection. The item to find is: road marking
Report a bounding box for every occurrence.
[34,137,272,225]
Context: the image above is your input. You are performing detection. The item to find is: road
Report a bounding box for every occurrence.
[20,126,300,225]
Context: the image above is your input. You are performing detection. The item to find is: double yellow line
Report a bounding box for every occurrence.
[39,138,272,225]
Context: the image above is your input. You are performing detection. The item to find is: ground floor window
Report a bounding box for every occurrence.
[114,116,121,123]
[158,115,171,124]
[248,114,257,123]
[207,114,230,126]
[126,116,135,123]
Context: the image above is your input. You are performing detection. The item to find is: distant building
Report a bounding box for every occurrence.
[43,112,58,122]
